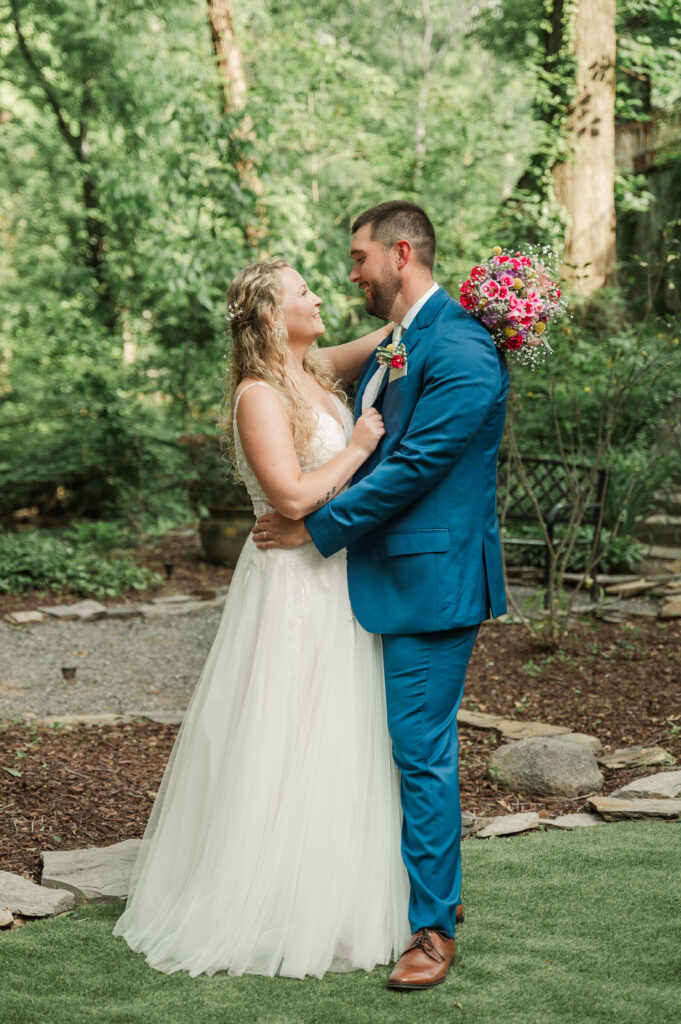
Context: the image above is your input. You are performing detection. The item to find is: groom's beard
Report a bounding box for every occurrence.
[364,263,401,320]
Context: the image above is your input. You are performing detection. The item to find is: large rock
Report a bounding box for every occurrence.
[610,770,681,800]
[489,737,604,798]
[41,837,142,903]
[0,870,76,917]
[587,796,681,821]
[559,733,603,755]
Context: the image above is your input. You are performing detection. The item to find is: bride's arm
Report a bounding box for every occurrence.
[318,322,393,384]
[236,385,384,521]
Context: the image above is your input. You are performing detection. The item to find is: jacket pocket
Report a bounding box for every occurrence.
[385,529,450,556]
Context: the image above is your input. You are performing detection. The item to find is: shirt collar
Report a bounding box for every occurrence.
[400,282,439,331]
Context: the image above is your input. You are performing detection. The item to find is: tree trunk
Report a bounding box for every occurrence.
[552,0,616,295]
[206,0,247,113]
[206,0,264,244]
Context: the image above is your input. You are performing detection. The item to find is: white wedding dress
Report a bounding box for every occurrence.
[113,383,410,978]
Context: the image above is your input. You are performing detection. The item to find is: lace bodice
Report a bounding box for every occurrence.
[233,381,355,518]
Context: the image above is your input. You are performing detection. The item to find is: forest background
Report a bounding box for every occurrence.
[0,0,680,601]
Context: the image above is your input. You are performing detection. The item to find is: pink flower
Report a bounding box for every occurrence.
[497,286,509,300]
[470,265,486,281]
[480,280,500,298]
[500,274,514,288]
[495,254,510,263]
[520,256,532,266]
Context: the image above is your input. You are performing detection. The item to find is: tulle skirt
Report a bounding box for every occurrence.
[113,535,410,978]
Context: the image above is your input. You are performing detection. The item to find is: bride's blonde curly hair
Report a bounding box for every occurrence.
[220,258,346,470]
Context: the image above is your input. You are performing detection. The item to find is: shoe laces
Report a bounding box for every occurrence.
[405,928,446,963]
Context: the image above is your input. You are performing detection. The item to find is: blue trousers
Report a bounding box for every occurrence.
[382,624,480,938]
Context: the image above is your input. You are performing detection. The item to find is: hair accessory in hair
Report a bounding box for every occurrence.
[227,301,244,325]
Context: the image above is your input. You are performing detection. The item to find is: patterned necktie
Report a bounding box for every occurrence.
[361,323,404,413]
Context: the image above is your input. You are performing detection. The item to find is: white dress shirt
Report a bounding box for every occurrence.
[361,283,439,413]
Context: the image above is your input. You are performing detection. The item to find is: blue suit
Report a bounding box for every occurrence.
[306,286,509,937]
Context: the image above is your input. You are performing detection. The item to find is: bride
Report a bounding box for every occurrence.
[113,258,410,978]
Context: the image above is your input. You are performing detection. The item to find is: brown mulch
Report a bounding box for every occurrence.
[1,615,680,886]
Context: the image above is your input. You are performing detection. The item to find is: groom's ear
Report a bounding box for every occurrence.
[394,239,412,270]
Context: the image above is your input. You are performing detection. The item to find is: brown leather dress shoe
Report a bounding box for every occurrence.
[387,928,455,990]
[456,902,464,925]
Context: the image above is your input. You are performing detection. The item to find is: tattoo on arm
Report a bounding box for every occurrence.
[315,485,337,508]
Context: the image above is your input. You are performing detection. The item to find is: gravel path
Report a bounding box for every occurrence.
[0,605,224,721]
[0,583,660,723]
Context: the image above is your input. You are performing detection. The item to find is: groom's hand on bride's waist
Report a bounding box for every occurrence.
[252,512,311,549]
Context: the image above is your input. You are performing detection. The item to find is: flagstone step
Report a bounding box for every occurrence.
[41,838,142,904]
[587,796,681,821]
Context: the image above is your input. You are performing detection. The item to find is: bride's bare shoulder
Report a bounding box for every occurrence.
[234,380,288,434]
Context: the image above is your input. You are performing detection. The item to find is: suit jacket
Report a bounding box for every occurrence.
[305,286,509,635]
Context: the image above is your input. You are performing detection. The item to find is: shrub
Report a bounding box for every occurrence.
[0,529,161,599]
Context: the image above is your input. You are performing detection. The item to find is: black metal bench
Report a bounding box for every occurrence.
[497,456,607,600]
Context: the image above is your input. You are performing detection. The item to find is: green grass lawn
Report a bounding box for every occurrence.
[3,823,680,1024]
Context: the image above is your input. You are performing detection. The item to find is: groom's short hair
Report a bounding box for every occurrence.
[351,201,436,270]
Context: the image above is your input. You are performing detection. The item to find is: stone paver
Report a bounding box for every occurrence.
[476,812,540,838]
[0,869,76,916]
[41,838,142,903]
[604,579,658,597]
[598,746,674,769]
[3,611,46,625]
[659,599,681,619]
[543,812,604,829]
[497,720,571,742]
[587,796,681,821]
[610,770,681,800]
[39,600,108,621]
[457,709,502,729]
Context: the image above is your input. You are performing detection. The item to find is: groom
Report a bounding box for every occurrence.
[253,201,509,989]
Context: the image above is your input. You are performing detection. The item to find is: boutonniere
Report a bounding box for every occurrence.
[376,340,408,382]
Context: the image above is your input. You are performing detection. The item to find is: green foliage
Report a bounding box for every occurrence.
[503,522,644,573]
[0,528,161,598]
[0,0,678,562]
[503,286,681,639]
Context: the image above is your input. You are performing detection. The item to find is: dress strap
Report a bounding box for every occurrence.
[233,380,274,421]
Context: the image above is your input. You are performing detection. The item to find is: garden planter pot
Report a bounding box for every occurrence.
[199,505,254,565]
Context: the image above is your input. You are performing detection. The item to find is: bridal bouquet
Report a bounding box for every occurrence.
[459,246,566,367]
